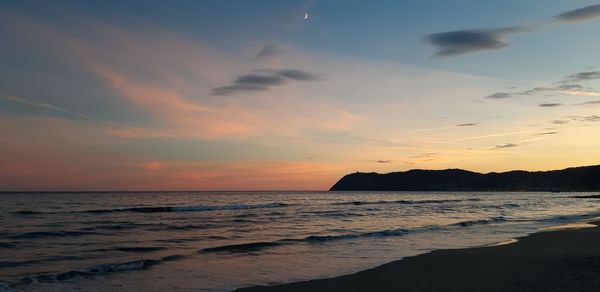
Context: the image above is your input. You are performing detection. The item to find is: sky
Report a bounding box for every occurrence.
[1,0,600,191]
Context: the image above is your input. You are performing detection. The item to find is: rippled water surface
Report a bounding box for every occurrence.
[1,191,600,291]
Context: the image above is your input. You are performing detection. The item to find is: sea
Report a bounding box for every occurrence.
[1,191,600,291]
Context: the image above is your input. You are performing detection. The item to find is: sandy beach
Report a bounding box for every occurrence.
[238,220,600,292]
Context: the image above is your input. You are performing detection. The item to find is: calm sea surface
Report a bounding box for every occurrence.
[1,191,600,291]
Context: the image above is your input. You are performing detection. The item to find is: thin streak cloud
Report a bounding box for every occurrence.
[532,132,559,136]
[1,94,118,126]
[1,93,171,137]
[578,100,600,106]
[452,130,533,142]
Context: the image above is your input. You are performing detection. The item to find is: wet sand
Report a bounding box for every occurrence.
[238,220,600,292]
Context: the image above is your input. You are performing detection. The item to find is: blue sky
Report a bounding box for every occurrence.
[1,1,600,190]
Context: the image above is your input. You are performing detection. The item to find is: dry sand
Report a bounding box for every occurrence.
[237,220,600,292]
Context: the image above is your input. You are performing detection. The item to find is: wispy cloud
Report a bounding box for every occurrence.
[427,3,600,58]
[486,92,512,99]
[539,103,562,107]
[580,115,600,122]
[486,70,600,100]
[578,100,600,106]
[0,93,135,129]
[565,71,600,82]
[212,69,319,96]
[257,44,283,59]
[547,115,600,127]
[426,26,529,57]
[212,74,285,95]
[277,69,319,81]
[452,130,533,142]
[96,66,263,139]
[492,143,520,149]
[374,160,392,164]
[555,4,600,22]
[410,152,437,159]
[1,94,70,113]
[456,123,477,127]
[532,131,559,136]
[490,137,544,150]
[562,90,600,97]
[518,87,552,96]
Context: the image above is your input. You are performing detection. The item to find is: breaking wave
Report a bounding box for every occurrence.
[200,226,436,254]
[452,216,507,227]
[5,255,186,289]
[80,203,289,214]
[200,215,509,254]
[333,198,480,206]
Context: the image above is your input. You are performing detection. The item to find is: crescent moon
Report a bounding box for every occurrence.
[304,13,308,20]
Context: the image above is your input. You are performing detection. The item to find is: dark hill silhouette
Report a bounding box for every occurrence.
[329,165,600,191]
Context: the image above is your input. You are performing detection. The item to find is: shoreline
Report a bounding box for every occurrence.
[237,219,600,292]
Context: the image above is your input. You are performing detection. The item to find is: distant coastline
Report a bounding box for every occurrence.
[330,165,600,191]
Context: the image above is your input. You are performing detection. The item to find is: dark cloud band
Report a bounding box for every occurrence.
[492,143,519,149]
[555,4,600,22]
[426,27,526,57]
[426,3,600,58]
[539,103,562,107]
[486,92,512,99]
[235,74,285,86]
[565,71,600,82]
[213,69,319,96]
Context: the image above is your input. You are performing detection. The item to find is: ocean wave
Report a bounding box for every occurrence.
[153,223,216,231]
[333,198,480,206]
[80,202,288,214]
[307,210,367,217]
[536,212,600,224]
[200,226,437,254]
[80,225,135,231]
[571,194,600,199]
[200,241,283,253]
[0,243,16,249]
[12,210,41,215]
[503,203,520,208]
[6,255,186,289]
[483,203,520,210]
[87,259,160,273]
[115,246,166,253]
[297,227,417,242]
[12,203,289,216]
[89,246,166,253]
[452,216,507,227]
[0,256,91,269]
[200,216,512,255]
[8,231,99,240]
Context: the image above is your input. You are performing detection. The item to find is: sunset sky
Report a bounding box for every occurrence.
[1,1,600,191]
